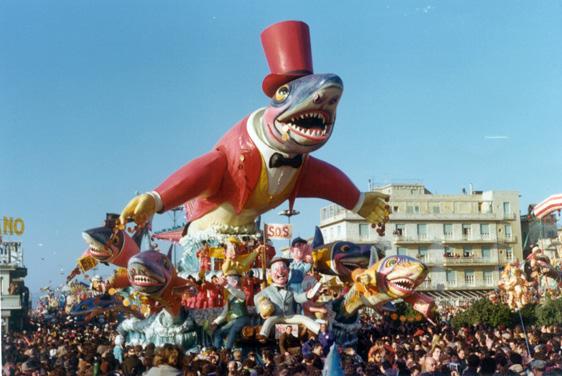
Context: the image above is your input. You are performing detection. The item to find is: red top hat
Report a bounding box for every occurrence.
[261,20,314,97]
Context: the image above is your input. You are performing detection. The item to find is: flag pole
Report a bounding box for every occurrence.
[261,224,268,289]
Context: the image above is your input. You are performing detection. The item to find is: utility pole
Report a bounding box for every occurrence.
[170,206,184,266]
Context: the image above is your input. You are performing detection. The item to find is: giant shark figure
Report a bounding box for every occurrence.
[118,20,389,237]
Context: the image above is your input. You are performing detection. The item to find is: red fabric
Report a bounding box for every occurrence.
[155,114,362,223]
[207,283,221,308]
[155,149,229,213]
[293,155,361,211]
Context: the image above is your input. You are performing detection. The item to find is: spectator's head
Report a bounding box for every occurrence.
[154,344,183,369]
[531,360,547,376]
[480,357,497,375]
[424,357,438,372]
[510,352,523,365]
[467,353,480,368]
[233,348,243,362]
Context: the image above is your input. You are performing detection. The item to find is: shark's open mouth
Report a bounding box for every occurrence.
[275,110,331,141]
[339,256,369,269]
[89,247,112,261]
[387,278,416,294]
[129,263,166,294]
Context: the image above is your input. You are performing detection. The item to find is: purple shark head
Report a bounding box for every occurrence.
[257,73,343,155]
[127,249,175,296]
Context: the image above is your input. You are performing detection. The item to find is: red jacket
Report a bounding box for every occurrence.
[155,113,361,220]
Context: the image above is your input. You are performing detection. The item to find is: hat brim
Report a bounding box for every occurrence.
[262,72,311,97]
[267,257,293,268]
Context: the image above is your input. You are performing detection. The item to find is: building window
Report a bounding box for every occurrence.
[464,270,475,286]
[503,202,512,216]
[446,270,456,286]
[406,205,420,214]
[359,223,369,238]
[463,246,472,258]
[393,206,399,213]
[417,224,427,240]
[394,224,405,236]
[443,224,453,239]
[418,247,428,262]
[336,225,342,238]
[480,224,490,238]
[432,205,440,214]
[506,247,513,261]
[481,246,491,260]
[462,224,471,239]
[443,246,452,257]
[504,224,512,239]
[484,271,494,286]
[397,247,408,256]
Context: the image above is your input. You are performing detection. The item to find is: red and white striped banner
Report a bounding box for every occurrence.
[533,193,562,219]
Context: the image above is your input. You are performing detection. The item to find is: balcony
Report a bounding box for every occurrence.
[394,235,437,244]
[417,281,497,291]
[442,256,499,266]
[0,295,22,310]
[442,235,498,244]
[498,235,518,244]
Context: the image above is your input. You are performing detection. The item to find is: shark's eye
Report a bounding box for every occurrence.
[274,85,290,102]
[341,245,351,252]
[162,258,171,270]
[385,258,397,268]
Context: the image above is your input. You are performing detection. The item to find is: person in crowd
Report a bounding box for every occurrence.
[278,325,301,357]
[144,344,183,375]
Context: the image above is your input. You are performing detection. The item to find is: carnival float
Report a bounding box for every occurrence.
[64,20,435,352]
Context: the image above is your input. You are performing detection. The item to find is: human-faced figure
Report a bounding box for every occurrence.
[271,261,289,287]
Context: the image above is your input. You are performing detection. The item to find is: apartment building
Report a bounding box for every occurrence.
[0,240,30,332]
[319,184,523,304]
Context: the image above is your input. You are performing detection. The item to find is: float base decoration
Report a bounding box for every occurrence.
[177,228,263,276]
[117,309,199,349]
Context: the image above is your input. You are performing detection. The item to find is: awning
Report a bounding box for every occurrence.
[152,229,183,243]
[422,289,489,301]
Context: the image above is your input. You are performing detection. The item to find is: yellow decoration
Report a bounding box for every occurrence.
[108,288,117,296]
[122,298,130,307]
[77,255,98,273]
[222,248,260,275]
[141,305,151,316]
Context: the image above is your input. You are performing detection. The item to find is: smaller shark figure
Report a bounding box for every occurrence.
[82,213,145,268]
[334,255,433,323]
[311,226,377,283]
[127,247,195,317]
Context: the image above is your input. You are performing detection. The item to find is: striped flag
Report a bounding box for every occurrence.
[533,194,562,219]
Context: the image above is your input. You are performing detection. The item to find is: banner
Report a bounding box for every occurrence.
[264,223,292,240]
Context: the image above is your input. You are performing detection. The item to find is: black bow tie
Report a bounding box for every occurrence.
[269,153,303,169]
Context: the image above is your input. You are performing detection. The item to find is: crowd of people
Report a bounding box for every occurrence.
[2,305,561,376]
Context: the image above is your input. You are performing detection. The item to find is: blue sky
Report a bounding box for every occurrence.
[2,1,561,294]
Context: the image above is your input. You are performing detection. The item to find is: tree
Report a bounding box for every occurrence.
[535,297,562,327]
[451,298,515,328]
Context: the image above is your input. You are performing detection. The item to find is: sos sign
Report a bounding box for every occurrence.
[265,223,292,240]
